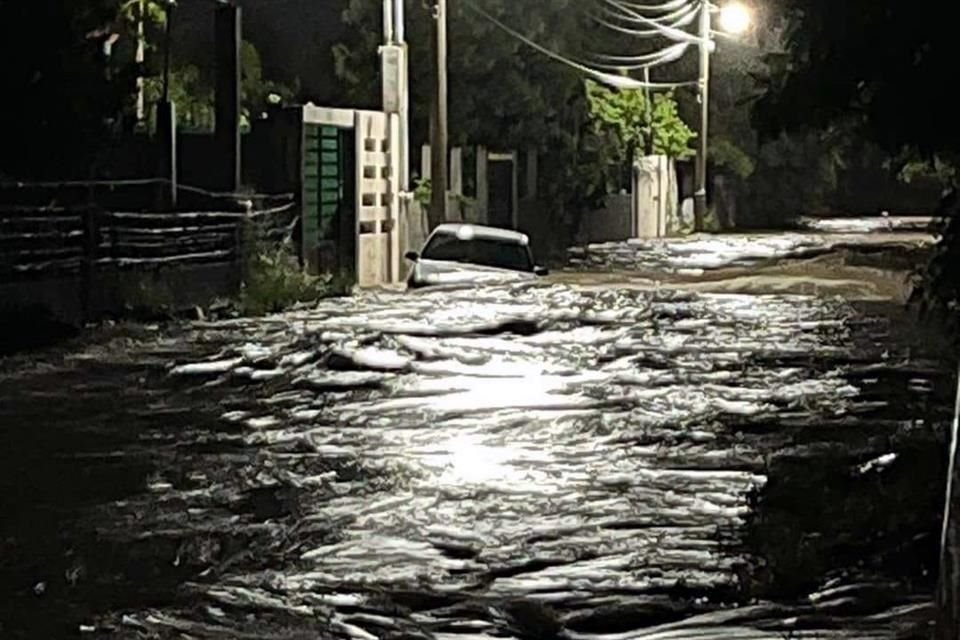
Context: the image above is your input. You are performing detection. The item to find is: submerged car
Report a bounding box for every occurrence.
[405,223,549,289]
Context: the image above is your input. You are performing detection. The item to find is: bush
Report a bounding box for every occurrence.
[912,189,960,340]
[240,248,351,317]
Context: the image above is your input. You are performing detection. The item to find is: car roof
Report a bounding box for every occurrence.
[431,223,530,245]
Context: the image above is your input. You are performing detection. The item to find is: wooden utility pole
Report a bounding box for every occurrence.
[429,0,448,229]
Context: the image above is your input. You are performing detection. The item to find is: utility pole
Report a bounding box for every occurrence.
[161,0,175,103]
[136,0,146,123]
[429,0,448,229]
[381,0,408,189]
[157,0,177,209]
[396,0,409,195]
[693,0,711,233]
[214,1,242,193]
[643,66,653,156]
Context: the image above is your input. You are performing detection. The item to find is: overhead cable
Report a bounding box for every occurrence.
[611,0,692,14]
[600,1,697,27]
[462,0,697,90]
[602,0,703,44]
[588,42,690,70]
[591,7,698,38]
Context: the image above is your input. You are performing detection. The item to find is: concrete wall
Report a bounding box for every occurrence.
[635,155,679,237]
[578,194,633,244]
[578,157,681,243]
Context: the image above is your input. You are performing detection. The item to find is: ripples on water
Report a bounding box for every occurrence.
[1,281,952,639]
[567,232,937,273]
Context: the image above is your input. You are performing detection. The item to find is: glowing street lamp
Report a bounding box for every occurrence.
[718,2,753,35]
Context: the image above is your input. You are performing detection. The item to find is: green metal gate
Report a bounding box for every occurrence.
[302,124,355,278]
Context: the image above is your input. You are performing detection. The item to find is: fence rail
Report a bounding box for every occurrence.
[0,200,297,281]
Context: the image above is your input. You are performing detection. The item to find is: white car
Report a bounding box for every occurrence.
[404,223,549,289]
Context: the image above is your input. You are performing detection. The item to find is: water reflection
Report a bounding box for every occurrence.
[1,283,951,639]
[439,434,519,484]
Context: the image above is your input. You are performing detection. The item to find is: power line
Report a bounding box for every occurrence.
[613,0,693,13]
[591,9,698,39]
[600,0,703,43]
[588,42,691,70]
[601,1,697,27]
[461,0,696,90]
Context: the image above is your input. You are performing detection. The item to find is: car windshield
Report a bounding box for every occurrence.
[421,232,533,272]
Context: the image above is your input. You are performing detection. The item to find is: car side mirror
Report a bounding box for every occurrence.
[404,251,420,262]
[534,266,549,276]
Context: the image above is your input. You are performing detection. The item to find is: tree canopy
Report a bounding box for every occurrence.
[0,0,134,178]
[586,81,696,161]
[752,0,959,166]
[751,0,960,322]
[334,0,591,152]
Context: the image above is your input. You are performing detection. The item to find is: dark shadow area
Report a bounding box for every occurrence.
[0,306,79,356]
[743,442,945,601]
[740,365,953,603]
[0,359,212,638]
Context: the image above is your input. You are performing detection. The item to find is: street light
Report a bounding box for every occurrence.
[719,2,752,35]
[694,0,752,232]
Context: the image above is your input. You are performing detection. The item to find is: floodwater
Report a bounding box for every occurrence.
[0,278,954,639]
[567,231,938,273]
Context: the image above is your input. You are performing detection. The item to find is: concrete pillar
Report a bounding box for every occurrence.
[511,152,519,229]
[450,147,463,195]
[420,143,431,180]
[476,145,488,223]
[526,149,538,199]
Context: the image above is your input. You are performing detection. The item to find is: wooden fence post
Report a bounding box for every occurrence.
[157,100,178,210]
[80,209,100,323]
[234,216,249,293]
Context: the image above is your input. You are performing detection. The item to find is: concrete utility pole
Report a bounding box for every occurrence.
[381,0,409,195]
[396,0,409,195]
[693,0,711,233]
[429,0,448,229]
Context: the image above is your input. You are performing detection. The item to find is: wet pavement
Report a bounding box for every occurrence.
[1,269,955,639]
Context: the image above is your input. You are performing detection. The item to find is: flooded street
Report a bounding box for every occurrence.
[1,269,955,638]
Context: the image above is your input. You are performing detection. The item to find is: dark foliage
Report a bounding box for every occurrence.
[0,1,134,179]
[751,1,959,159]
[752,0,960,317]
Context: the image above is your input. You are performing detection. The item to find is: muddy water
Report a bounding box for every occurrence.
[0,282,954,640]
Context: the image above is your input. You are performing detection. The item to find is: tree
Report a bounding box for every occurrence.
[334,0,702,244]
[141,40,296,133]
[586,81,696,160]
[583,80,695,195]
[752,0,959,164]
[750,0,960,307]
[0,0,135,179]
[333,0,589,172]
